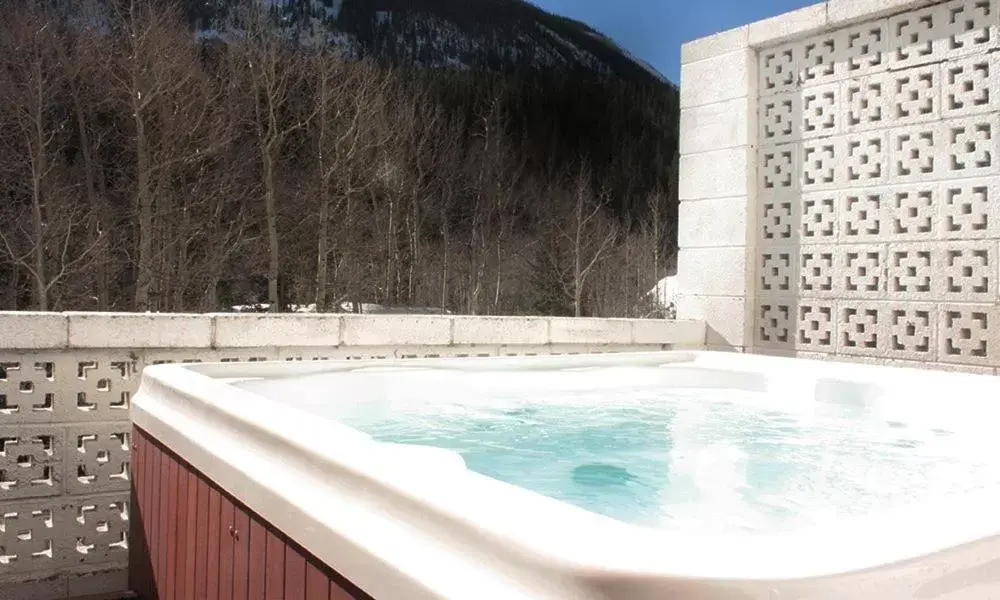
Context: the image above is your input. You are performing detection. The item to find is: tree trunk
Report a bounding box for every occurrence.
[133,108,154,311]
[573,198,583,318]
[314,68,330,312]
[203,270,221,312]
[173,202,190,311]
[393,207,402,305]
[493,237,502,313]
[384,196,395,305]
[407,194,419,303]
[315,193,330,310]
[440,214,449,313]
[30,68,48,311]
[263,150,280,312]
[30,168,47,311]
[159,191,175,310]
[71,90,110,310]
[6,266,19,310]
[652,201,661,288]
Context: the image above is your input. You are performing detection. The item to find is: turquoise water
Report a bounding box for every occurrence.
[253,367,1000,533]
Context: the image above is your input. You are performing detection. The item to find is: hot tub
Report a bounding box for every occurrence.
[130,351,1000,599]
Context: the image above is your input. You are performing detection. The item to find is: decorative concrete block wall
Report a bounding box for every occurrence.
[0,311,703,599]
[677,0,1000,373]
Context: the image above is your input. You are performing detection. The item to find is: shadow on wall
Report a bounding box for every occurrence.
[754,1,998,368]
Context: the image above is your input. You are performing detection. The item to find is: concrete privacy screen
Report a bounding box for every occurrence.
[676,0,1000,374]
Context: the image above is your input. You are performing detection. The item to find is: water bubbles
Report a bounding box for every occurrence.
[271,366,1000,535]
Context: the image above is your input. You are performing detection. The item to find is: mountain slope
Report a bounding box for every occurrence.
[186,0,672,86]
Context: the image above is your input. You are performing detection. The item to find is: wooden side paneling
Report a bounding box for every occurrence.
[220,493,236,600]
[306,561,329,600]
[151,439,164,597]
[165,456,179,600]
[207,486,222,600]
[285,544,307,600]
[247,516,267,599]
[232,503,250,600]
[129,421,152,599]
[130,426,373,600]
[195,478,209,598]
[176,463,192,600]
[183,466,199,599]
[265,530,285,599]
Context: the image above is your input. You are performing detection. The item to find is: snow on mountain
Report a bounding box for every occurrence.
[187,0,673,85]
[581,29,670,85]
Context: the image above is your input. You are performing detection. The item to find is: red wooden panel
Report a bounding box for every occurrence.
[306,559,329,600]
[331,580,358,600]
[207,487,222,600]
[174,461,189,599]
[165,455,179,600]
[158,451,169,599]
[184,465,199,599]
[150,438,163,596]
[129,429,150,599]
[128,431,139,594]
[145,431,155,600]
[265,530,286,599]
[247,516,267,600]
[219,493,236,600]
[232,502,251,600]
[195,478,210,599]
[141,432,152,596]
[130,427,375,600]
[285,543,307,600]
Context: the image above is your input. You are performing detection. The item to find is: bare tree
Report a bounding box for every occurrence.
[0,4,58,309]
[0,3,104,310]
[648,154,679,282]
[549,164,619,317]
[397,89,442,306]
[235,5,314,312]
[431,116,468,313]
[111,0,232,310]
[61,11,116,309]
[311,55,392,310]
[0,202,105,311]
[461,94,525,314]
[0,2,680,316]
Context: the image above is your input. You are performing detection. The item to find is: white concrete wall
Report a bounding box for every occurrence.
[677,0,1000,374]
[0,311,704,599]
[676,14,759,350]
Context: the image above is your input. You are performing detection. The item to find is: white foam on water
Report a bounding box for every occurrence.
[236,365,1000,534]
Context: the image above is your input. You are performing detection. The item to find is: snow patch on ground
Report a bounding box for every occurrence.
[649,276,680,319]
[231,303,318,313]
[230,302,452,314]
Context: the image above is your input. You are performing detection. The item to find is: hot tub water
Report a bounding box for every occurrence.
[241,365,1000,535]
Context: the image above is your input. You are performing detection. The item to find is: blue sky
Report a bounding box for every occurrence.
[528,0,815,82]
